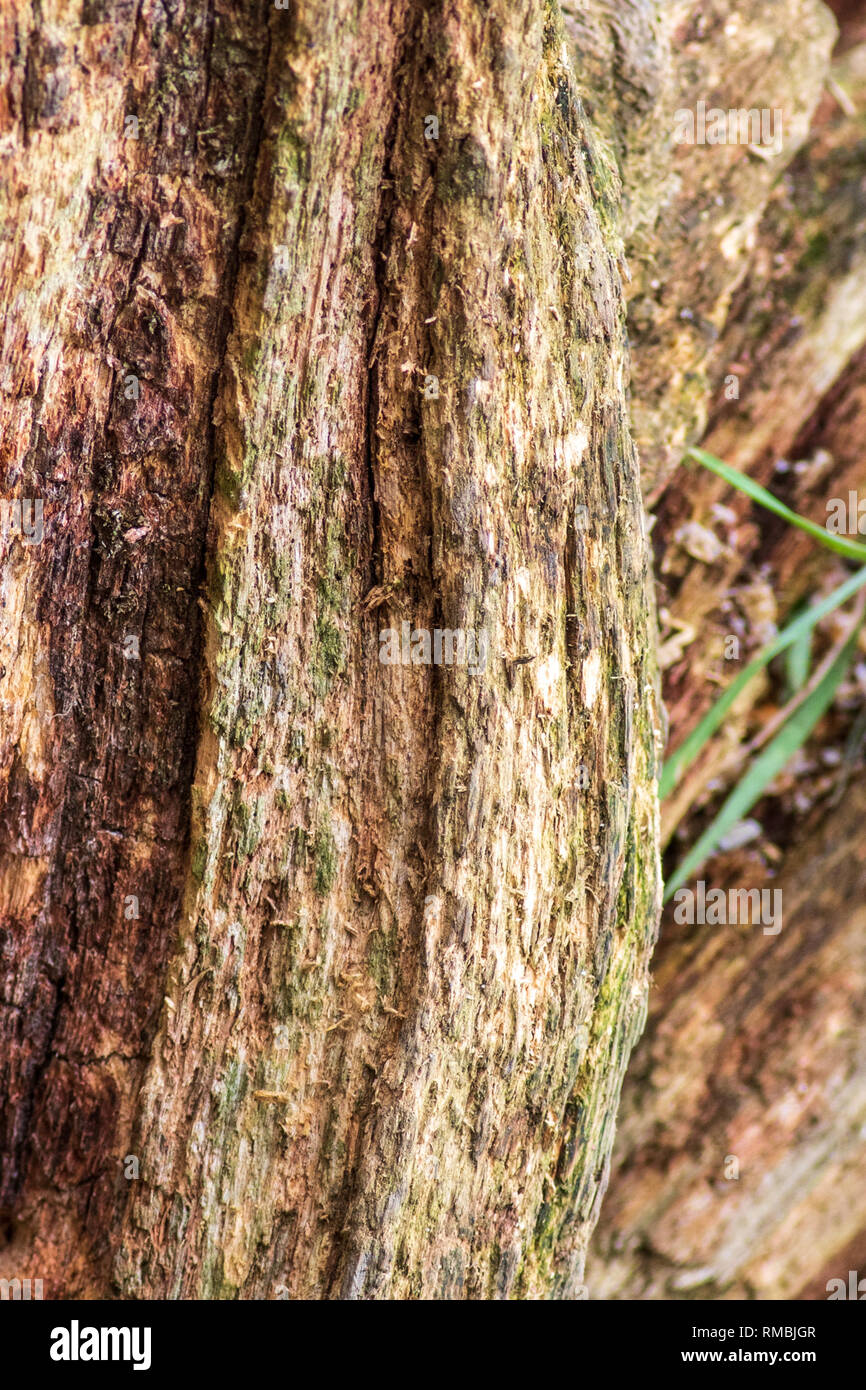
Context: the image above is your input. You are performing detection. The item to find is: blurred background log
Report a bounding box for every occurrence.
[585,0,866,1299]
[587,781,866,1299]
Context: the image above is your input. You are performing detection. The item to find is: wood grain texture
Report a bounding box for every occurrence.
[0,0,271,1293]
[0,0,662,1298]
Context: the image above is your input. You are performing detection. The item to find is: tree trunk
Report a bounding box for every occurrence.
[0,0,662,1299]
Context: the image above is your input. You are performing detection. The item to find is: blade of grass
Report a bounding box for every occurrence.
[784,621,812,697]
[687,448,866,564]
[659,564,866,799]
[663,628,860,901]
[749,586,866,759]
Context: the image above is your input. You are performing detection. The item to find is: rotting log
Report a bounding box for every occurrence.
[0,0,662,1299]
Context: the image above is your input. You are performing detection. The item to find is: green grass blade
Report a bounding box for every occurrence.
[663,630,860,901]
[687,448,866,564]
[785,621,813,696]
[659,565,866,799]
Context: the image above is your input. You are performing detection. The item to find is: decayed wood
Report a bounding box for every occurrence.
[586,1,866,1299]
[568,0,839,501]
[0,0,662,1298]
[657,36,866,845]
[586,781,866,1300]
[0,0,271,1294]
[115,0,662,1303]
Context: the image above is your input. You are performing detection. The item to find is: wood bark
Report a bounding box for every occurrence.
[0,1,662,1298]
